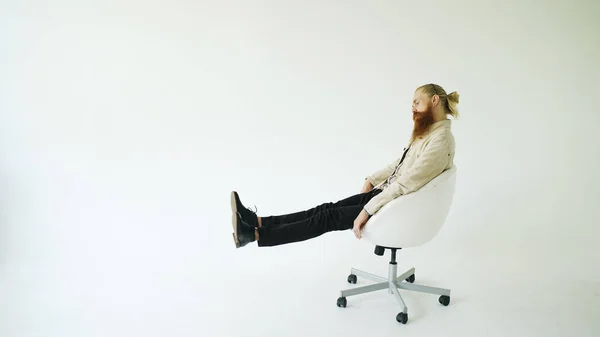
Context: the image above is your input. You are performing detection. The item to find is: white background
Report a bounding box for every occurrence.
[1,1,599,336]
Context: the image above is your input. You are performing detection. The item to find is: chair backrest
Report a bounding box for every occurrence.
[361,165,457,248]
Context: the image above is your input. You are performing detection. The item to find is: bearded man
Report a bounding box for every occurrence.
[230,83,460,248]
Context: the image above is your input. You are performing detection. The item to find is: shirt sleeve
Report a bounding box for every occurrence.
[365,156,402,187]
[363,136,452,215]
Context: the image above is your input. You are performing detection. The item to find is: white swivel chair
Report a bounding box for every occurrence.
[336,165,457,325]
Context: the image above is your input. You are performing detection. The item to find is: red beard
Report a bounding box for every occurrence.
[411,105,435,142]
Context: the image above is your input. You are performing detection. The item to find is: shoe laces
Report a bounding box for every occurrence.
[236,204,257,216]
[246,205,258,215]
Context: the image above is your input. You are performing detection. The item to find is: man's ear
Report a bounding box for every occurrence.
[431,94,440,107]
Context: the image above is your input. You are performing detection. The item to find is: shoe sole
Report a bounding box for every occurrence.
[230,191,240,248]
[232,233,240,248]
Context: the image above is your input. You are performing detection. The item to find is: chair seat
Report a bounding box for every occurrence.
[361,166,457,248]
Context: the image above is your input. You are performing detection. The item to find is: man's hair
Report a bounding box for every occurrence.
[417,83,460,119]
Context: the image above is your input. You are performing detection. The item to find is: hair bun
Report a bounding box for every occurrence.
[447,91,459,103]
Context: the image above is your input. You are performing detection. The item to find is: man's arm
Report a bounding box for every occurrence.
[365,156,401,188]
[363,136,452,215]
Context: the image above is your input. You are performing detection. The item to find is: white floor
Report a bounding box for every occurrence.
[212,229,599,337]
[2,211,599,337]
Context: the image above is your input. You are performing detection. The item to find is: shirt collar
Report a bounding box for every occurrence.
[429,119,451,132]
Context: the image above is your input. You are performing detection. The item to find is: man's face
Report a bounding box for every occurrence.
[410,90,435,140]
[412,91,432,121]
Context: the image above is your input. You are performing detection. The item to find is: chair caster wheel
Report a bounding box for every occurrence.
[405,274,415,283]
[439,295,450,306]
[337,297,347,308]
[347,274,357,284]
[396,312,408,324]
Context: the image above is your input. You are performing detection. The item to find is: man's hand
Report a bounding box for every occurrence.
[353,209,371,239]
[360,179,374,194]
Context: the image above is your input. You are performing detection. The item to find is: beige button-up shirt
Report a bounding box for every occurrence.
[364,119,455,215]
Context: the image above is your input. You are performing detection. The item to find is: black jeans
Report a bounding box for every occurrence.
[257,188,383,247]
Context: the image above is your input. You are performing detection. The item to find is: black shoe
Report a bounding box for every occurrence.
[230,191,258,228]
[232,213,256,248]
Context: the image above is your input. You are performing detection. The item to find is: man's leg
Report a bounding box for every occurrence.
[257,204,366,247]
[260,189,381,227]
